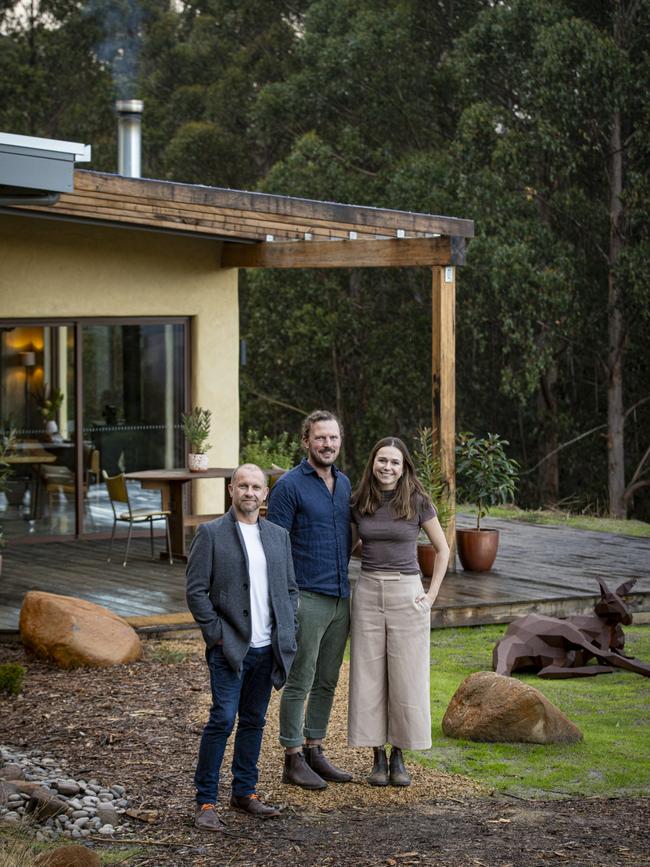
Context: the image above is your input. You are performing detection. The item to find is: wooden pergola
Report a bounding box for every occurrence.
[10,169,474,548]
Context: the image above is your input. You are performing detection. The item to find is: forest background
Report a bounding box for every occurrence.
[2,0,649,520]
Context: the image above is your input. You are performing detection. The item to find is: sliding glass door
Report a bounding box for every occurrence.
[0,323,76,539]
[82,322,187,533]
[0,318,188,541]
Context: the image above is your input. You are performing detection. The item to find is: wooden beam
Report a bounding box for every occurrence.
[9,170,475,243]
[69,171,475,238]
[432,265,457,569]
[221,236,464,269]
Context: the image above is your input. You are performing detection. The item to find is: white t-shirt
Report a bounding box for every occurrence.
[238,521,272,648]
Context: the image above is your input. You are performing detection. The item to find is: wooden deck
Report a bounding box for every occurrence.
[0,516,648,633]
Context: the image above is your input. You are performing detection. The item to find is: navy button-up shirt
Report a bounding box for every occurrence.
[267,459,351,598]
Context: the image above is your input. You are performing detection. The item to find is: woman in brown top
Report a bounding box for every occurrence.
[349,437,449,786]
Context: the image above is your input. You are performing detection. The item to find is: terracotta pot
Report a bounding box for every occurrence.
[417,543,436,578]
[456,528,499,572]
[188,453,209,472]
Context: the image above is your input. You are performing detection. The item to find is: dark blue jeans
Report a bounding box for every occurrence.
[194,644,274,805]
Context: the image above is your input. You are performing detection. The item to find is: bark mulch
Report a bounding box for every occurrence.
[1,638,648,866]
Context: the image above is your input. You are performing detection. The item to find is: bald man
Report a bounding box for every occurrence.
[186,463,299,830]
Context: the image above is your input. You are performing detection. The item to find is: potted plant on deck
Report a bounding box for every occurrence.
[413,427,453,578]
[455,432,519,572]
[182,407,212,472]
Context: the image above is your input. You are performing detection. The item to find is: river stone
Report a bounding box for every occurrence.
[34,844,101,867]
[0,763,24,781]
[26,787,70,820]
[15,780,49,795]
[19,591,142,668]
[56,780,80,796]
[96,803,120,827]
[0,781,18,804]
[442,670,583,744]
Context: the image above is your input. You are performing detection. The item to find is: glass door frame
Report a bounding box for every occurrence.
[0,316,191,543]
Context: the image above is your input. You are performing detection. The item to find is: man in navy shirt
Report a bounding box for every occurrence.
[267,410,353,788]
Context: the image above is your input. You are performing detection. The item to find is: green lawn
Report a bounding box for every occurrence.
[460,504,650,538]
[415,624,650,798]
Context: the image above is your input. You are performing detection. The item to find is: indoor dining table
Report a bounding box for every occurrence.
[6,445,58,522]
[124,467,236,560]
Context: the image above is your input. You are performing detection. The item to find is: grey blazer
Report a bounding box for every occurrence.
[186,508,299,689]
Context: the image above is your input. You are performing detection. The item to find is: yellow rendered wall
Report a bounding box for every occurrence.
[0,214,239,514]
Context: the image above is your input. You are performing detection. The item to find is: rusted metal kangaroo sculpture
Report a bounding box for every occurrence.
[493,578,650,678]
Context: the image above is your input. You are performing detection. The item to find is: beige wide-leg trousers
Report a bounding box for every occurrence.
[348,569,432,750]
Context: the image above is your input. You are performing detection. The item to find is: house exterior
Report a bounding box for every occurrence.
[0,135,473,546]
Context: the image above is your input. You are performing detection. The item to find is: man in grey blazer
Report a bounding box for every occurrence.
[186,463,299,831]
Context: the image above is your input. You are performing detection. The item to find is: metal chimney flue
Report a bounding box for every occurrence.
[116,99,143,178]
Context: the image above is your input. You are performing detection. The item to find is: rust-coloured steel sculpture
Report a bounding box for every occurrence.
[493,578,650,678]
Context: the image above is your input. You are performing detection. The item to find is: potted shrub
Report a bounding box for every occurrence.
[413,427,453,577]
[182,407,212,472]
[455,432,519,571]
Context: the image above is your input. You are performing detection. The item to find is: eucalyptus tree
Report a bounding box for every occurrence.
[447,0,650,515]
[0,0,115,167]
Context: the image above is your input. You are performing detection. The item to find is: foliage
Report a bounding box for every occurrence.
[419,624,650,798]
[413,427,453,531]
[0,0,116,169]
[240,429,300,470]
[1,0,649,520]
[181,407,212,455]
[0,824,145,865]
[34,386,64,423]
[456,433,519,530]
[0,662,25,695]
[0,429,16,549]
[0,429,16,495]
[462,504,650,539]
[148,644,190,665]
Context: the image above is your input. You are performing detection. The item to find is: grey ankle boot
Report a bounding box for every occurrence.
[367,747,389,786]
[389,747,411,787]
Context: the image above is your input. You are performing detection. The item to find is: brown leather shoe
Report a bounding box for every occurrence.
[195,803,226,832]
[282,751,327,789]
[230,793,281,819]
[304,745,352,783]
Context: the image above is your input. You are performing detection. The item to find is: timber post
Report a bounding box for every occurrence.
[432,265,457,570]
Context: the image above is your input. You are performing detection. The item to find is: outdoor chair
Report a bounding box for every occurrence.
[42,446,100,508]
[102,470,173,567]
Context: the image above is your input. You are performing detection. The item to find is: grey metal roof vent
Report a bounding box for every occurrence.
[0,132,91,205]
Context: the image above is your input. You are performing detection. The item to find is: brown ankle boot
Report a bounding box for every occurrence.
[304,745,353,783]
[367,747,389,786]
[282,751,327,790]
[389,747,411,787]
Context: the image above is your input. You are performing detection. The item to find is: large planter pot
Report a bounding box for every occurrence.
[457,528,499,572]
[188,453,209,472]
[417,543,436,578]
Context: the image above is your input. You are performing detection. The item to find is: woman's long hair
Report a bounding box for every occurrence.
[351,437,430,520]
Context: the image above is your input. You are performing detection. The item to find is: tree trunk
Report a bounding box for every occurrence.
[606,108,626,518]
[537,365,559,507]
